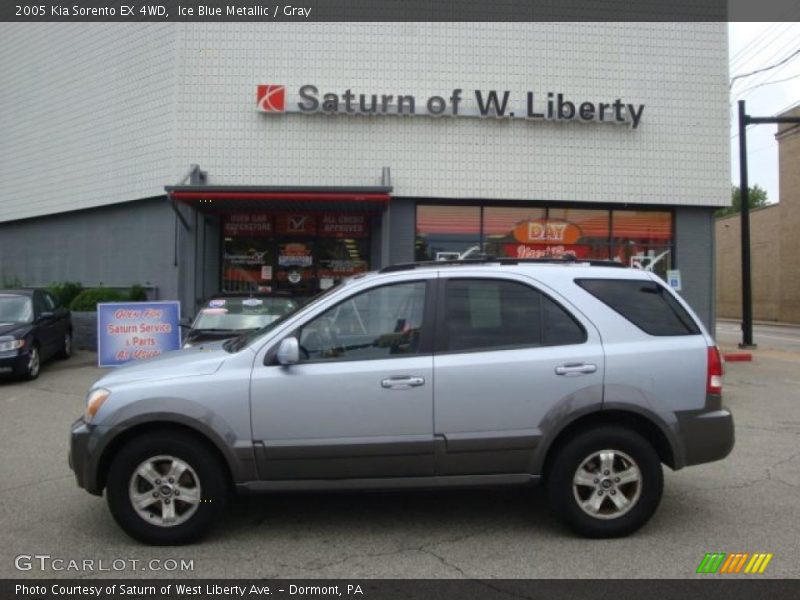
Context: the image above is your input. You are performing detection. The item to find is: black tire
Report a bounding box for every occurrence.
[106,431,229,545]
[56,330,72,360]
[546,426,663,538]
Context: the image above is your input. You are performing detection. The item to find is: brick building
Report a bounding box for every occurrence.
[716,105,800,324]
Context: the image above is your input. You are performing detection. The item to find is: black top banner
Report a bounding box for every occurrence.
[1,0,800,22]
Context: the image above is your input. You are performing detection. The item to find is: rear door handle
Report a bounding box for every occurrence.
[555,363,598,376]
[381,376,425,390]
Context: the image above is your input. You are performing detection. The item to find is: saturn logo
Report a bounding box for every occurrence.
[257,85,286,112]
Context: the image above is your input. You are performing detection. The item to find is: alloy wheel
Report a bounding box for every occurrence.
[28,347,40,378]
[572,449,642,520]
[128,455,202,527]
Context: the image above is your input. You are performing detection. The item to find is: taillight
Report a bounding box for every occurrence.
[707,346,723,394]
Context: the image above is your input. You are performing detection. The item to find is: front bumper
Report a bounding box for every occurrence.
[69,418,104,496]
[677,407,735,467]
[0,351,29,376]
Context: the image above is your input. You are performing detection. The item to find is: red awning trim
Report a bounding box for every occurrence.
[170,191,390,203]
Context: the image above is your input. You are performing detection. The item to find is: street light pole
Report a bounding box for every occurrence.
[735,102,800,348]
[737,100,755,348]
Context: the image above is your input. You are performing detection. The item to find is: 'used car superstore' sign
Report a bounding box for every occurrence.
[256,84,645,129]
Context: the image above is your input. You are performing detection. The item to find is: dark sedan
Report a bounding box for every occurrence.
[0,289,72,380]
[183,294,299,347]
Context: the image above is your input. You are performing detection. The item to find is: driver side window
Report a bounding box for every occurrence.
[33,292,48,317]
[298,281,427,362]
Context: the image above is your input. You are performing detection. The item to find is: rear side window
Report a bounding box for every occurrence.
[441,279,586,353]
[576,278,700,336]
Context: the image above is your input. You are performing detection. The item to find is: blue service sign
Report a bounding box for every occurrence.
[97,301,181,367]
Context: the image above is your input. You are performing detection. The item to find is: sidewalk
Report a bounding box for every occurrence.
[717,317,800,329]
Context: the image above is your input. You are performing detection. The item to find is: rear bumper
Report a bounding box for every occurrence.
[676,407,735,467]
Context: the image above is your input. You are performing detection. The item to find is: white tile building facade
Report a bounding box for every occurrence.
[0,22,728,326]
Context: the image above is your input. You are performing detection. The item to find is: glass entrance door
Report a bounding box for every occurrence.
[221,212,371,299]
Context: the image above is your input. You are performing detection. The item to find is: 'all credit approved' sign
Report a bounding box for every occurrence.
[97,301,181,367]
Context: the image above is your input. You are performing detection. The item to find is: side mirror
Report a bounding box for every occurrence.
[37,311,55,322]
[276,337,300,366]
[179,316,193,328]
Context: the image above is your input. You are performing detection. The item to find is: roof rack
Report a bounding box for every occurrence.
[379,255,627,273]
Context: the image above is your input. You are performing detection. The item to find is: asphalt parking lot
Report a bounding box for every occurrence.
[1,328,799,579]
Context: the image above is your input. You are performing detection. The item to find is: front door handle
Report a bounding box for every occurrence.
[555,363,598,376]
[381,376,425,390]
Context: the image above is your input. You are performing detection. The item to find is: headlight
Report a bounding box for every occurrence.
[0,337,25,352]
[85,388,111,422]
[183,342,193,349]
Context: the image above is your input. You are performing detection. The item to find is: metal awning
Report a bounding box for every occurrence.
[165,185,392,213]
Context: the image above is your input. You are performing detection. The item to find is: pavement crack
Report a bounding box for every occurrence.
[468,580,541,600]
[293,527,491,575]
[766,450,800,489]
[700,451,800,492]
[418,547,469,577]
[0,474,73,494]
[10,385,76,398]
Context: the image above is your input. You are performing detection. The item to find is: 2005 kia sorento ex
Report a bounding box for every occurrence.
[69,260,734,545]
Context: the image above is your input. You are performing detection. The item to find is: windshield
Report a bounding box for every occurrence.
[223,281,345,353]
[193,297,298,331]
[0,295,34,324]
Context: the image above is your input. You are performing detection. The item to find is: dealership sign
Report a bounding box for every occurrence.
[257,84,645,128]
[97,302,182,367]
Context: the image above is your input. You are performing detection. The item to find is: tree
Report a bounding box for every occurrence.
[716,185,769,217]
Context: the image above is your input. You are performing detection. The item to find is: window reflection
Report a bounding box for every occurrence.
[414,204,673,271]
[415,205,481,261]
[611,210,672,278]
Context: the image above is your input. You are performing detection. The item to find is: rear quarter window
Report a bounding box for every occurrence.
[575,278,700,336]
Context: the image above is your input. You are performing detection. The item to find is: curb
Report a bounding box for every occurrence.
[724,353,753,362]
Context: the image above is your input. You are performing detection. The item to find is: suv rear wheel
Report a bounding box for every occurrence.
[106,432,228,545]
[546,426,663,538]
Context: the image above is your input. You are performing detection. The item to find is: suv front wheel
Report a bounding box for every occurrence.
[105,432,228,545]
[546,426,663,538]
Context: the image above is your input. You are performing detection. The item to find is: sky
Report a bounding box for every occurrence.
[728,22,800,205]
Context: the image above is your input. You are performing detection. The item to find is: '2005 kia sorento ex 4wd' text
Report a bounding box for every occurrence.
[69,259,734,545]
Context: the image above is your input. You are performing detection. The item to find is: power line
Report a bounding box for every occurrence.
[732,27,800,95]
[729,18,800,71]
[730,23,782,66]
[735,72,800,97]
[730,46,800,88]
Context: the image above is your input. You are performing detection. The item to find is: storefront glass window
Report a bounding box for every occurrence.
[222,214,274,293]
[546,208,611,259]
[482,207,545,258]
[414,204,673,272]
[611,210,672,278]
[415,205,481,261]
[483,207,612,260]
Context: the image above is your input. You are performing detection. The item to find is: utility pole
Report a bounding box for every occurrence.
[736,100,800,348]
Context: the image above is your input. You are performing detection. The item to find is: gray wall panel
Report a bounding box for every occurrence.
[675,206,715,331]
[388,198,417,266]
[0,197,178,302]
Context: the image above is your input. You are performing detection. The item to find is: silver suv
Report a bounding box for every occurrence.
[69,259,734,545]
